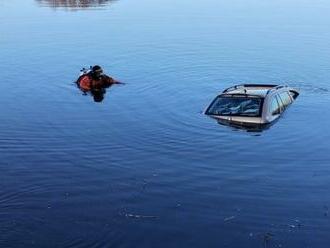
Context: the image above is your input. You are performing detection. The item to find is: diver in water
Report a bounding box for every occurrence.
[76,65,123,102]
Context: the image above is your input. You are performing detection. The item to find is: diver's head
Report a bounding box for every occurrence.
[92,65,103,78]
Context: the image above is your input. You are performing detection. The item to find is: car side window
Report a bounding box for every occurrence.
[278,92,292,108]
[270,96,281,115]
[275,95,284,112]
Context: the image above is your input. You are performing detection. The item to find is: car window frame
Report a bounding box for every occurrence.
[205,94,264,117]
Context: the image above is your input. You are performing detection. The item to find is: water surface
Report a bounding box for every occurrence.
[1,0,330,247]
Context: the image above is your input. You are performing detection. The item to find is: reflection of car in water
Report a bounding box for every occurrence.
[205,84,299,130]
[216,119,272,132]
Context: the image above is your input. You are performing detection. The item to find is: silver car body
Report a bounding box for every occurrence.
[205,84,299,125]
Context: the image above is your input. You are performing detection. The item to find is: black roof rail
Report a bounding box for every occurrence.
[223,84,280,94]
[224,93,261,98]
[222,84,244,93]
[242,84,278,88]
[266,85,286,95]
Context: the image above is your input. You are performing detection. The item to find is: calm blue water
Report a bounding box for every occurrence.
[1,0,330,247]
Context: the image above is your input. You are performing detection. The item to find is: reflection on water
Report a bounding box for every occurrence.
[36,0,115,9]
[78,88,107,102]
[216,119,273,133]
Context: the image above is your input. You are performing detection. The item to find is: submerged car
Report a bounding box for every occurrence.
[204,84,299,127]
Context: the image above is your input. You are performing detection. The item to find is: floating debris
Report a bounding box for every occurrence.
[125,213,158,219]
[223,216,235,222]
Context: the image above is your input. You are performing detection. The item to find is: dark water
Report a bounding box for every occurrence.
[1,0,330,247]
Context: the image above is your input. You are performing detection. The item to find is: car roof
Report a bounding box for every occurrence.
[221,84,286,97]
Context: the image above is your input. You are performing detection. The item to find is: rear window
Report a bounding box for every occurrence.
[206,96,263,117]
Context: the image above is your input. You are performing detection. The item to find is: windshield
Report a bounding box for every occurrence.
[206,96,263,117]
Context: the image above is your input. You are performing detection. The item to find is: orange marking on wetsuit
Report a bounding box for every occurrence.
[78,75,92,91]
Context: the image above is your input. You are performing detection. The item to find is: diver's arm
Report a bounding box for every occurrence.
[105,75,125,85]
[114,79,125,84]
